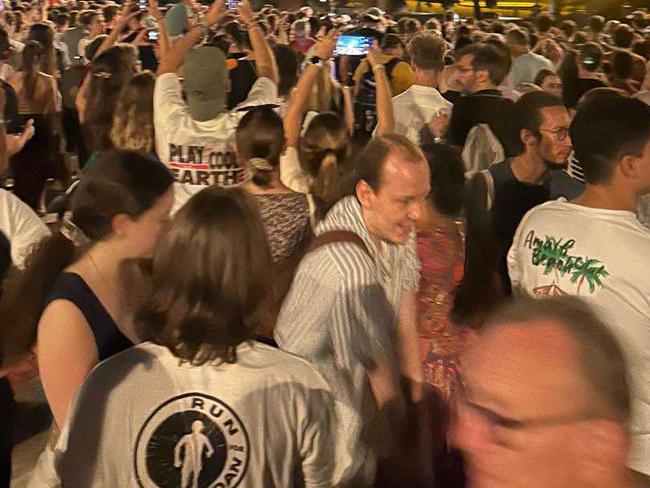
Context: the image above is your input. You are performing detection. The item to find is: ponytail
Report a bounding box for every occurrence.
[313,151,339,205]
[250,157,275,188]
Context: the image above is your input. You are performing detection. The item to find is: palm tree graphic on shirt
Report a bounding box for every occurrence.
[530,234,609,296]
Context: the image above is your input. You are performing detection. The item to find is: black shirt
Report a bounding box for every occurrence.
[447,89,518,157]
[488,159,550,294]
[562,77,607,109]
[227,53,258,110]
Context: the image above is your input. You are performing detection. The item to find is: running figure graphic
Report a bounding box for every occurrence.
[173,420,215,488]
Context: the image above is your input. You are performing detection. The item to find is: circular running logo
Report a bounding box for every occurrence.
[134,392,249,488]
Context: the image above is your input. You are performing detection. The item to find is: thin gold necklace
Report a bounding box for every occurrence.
[87,251,122,299]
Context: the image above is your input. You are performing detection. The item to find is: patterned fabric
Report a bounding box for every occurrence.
[254,193,311,263]
[416,218,469,403]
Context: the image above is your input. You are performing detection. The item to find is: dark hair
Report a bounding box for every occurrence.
[21,41,43,102]
[536,13,553,34]
[55,12,70,27]
[505,28,529,48]
[273,44,298,97]
[381,33,404,51]
[570,97,650,185]
[632,39,650,61]
[560,19,576,38]
[511,90,564,154]
[533,68,556,87]
[457,43,511,86]
[612,50,634,80]
[300,112,350,204]
[485,296,630,422]
[236,107,285,188]
[0,27,9,57]
[223,21,244,49]
[79,9,99,28]
[421,143,464,216]
[349,134,425,193]
[102,4,118,24]
[454,36,473,54]
[0,151,173,361]
[28,22,56,76]
[577,87,626,110]
[579,42,603,72]
[136,187,271,366]
[613,24,634,49]
[84,46,135,152]
[407,31,445,71]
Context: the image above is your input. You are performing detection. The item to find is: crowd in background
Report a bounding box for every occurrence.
[0,0,648,486]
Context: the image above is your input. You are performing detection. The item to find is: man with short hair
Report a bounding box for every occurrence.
[76,10,105,63]
[62,9,92,65]
[446,43,518,156]
[508,97,650,482]
[275,134,430,481]
[453,296,636,488]
[389,31,452,144]
[154,0,278,212]
[469,90,575,294]
[505,28,554,89]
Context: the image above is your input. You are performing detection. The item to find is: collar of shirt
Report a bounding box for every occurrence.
[317,196,398,284]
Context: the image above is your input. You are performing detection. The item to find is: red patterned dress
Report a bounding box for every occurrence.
[416,217,469,403]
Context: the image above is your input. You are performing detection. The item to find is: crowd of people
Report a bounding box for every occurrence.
[0,0,648,486]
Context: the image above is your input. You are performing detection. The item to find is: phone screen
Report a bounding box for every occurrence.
[147,29,159,42]
[334,35,373,56]
[226,0,237,10]
[137,0,147,11]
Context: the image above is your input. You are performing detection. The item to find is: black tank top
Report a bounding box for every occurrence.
[44,273,132,361]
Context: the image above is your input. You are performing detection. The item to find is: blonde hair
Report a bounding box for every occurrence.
[307,61,343,113]
[110,71,155,153]
[299,112,350,204]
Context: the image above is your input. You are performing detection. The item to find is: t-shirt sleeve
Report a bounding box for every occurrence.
[2,191,50,268]
[280,146,312,194]
[390,62,414,96]
[239,76,277,108]
[507,208,534,295]
[153,72,188,131]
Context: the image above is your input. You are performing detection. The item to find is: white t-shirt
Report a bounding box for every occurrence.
[510,52,554,89]
[389,84,452,144]
[55,341,359,487]
[0,189,50,268]
[153,73,277,212]
[508,199,650,475]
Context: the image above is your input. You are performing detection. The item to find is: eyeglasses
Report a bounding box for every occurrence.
[539,127,570,142]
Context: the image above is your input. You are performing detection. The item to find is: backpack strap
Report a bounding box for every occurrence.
[481,169,495,212]
[308,230,372,259]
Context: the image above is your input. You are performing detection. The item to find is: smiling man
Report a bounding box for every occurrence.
[275,134,430,481]
[452,296,635,488]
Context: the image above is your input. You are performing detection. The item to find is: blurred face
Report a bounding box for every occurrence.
[454,54,482,94]
[540,74,563,99]
[358,151,430,245]
[452,322,605,488]
[121,187,174,259]
[89,15,105,37]
[530,105,573,166]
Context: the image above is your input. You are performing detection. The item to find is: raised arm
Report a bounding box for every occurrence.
[367,44,395,136]
[284,31,337,147]
[237,0,277,84]
[157,0,226,75]
[148,0,171,58]
[95,1,138,60]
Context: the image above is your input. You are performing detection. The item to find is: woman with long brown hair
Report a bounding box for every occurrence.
[8,40,59,209]
[0,151,173,483]
[53,187,353,487]
[110,70,155,153]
